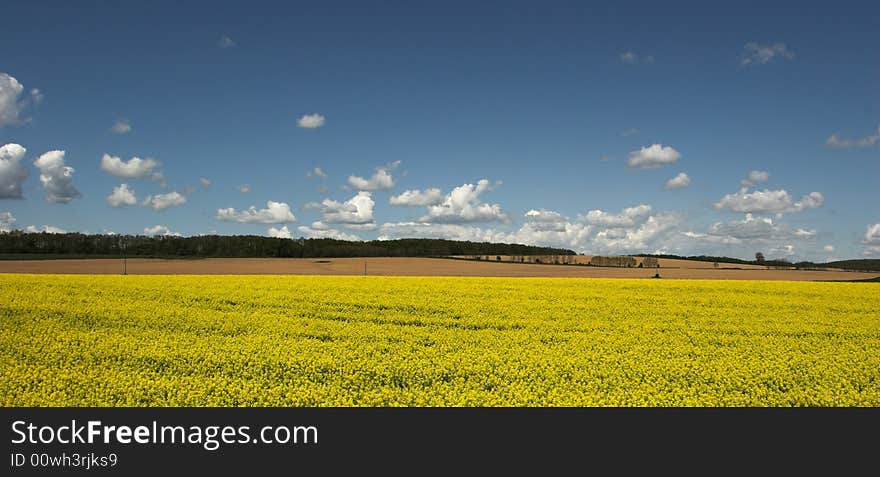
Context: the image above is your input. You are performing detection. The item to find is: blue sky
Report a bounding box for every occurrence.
[1,0,878,260]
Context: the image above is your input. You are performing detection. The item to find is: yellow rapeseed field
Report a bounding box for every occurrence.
[1,274,878,406]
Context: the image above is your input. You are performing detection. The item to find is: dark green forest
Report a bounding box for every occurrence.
[0,231,574,259]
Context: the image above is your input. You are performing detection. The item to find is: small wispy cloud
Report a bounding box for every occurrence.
[741,42,794,66]
[619,51,654,64]
[218,36,237,48]
[826,126,880,149]
[297,113,325,129]
[110,119,131,134]
[307,167,328,179]
[740,170,769,188]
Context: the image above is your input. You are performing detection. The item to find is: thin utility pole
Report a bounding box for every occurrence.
[120,237,127,275]
[364,260,367,276]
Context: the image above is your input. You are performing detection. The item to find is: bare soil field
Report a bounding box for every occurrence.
[0,257,876,281]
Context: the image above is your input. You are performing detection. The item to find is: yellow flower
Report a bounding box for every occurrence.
[1,275,878,406]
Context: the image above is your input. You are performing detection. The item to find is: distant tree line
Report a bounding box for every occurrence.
[0,231,575,259]
[590,256,637,267]
[637,253,800,268]
[636,253,880,272]
[822,259,880,272]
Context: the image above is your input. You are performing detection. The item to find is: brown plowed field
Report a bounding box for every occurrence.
[0,257,876,281]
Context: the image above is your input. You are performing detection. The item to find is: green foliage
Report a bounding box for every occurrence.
[825,259,880,272]
[0,232,574,258]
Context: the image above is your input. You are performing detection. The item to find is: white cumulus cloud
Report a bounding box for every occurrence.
[378,222,503,243]
[297,113,325,129]
[144,225,181,236]
[590,214,680,252]
[627,144,681,169]
[0,211,15,232]
[420,179,508,224]
[347,164,397,191]
[523,209,568,232]
[0,143,29,198]
[865,223,880,243]
[708,214,778,240]
[297,224,361,241]
[581,204,653,228]
[665,172,691,189]
[714,189,823,214]
[216,200,296,224]
[389,188,444,206]
[380,204,677,254]
[267,226,293,239]
[26,224,67,234]
[685,214,821,254]
[348,168,394,191]
[506,210,592,249]
[864,223,880,256]
[34,150,81,203]
[107,183,138,208]
[142,191,187,211]
[306,191,375,228]
[380,203,786,256]
[100,154,161,179]
[1,73,39,126]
